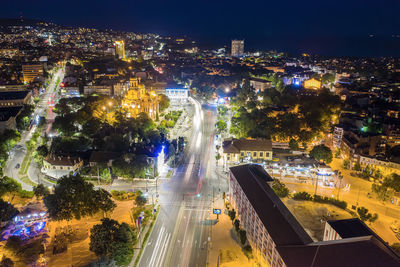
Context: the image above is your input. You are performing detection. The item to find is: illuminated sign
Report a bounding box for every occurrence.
[213,209,221,215]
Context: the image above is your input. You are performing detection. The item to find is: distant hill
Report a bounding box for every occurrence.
[0,18,48,27]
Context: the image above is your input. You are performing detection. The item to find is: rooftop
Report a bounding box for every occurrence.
[0,90,30,100]
[0,106,22,121]
[230,164,313,246]
[278,236,400,267]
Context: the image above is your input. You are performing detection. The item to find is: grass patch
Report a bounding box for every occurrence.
[19,174,37,186]
[133,205,160,267]
[18,150,33,176]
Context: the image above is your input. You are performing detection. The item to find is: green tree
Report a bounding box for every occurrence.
[135,194,147,207]
[0,177,22,199]
[158,94,170,112]
[215,120,227,133]
[353,162,362,172]
[89,218,136,264]
[289,139,299,151]
[357,207,375,222]
[44,174,116,221]
[309,144,333,164]
[228,209,236,221]
[271,179,289,198]
[239,229,247,245]
[0,199,18,223]
[234,219,240,232]
[33,184,50,200]
[383,173,400,192]
[215,153,221,163]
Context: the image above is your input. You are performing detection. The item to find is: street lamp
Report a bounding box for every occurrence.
[225,87,230,93]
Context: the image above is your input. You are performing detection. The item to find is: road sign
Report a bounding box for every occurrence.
[213,209,221,215]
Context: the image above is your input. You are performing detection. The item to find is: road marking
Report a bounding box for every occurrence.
[164,203,185,267]
[148,226,165,267]
[156,232,171,267]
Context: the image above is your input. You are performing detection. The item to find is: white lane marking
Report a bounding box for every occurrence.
[148,226,165,267]
[156,232,171,267]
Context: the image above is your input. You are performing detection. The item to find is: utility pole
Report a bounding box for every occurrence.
[337,175,343,200]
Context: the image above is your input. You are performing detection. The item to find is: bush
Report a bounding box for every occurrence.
[293,191,312,200]
[271,179,289,198]
[243,245,253,259]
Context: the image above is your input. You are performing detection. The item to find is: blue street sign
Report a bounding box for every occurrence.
[213,209,221,215]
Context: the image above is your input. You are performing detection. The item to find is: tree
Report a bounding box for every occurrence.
[234,219,240,232]
[309,144,333,164]
[271,179,289,198]
[89,218,136,264]
[0,199,18,223]
[289,139,299,151]
[135,194,147,207]
[33,184,49,200]
[239,229,247,245]
[353,162,362,172]
[158,94,170,111]
[215,120,227,133]
[357,207,377,222]
[0,177,22,199]
[215,153,221,164]
[383,173,400,192]
[228,209,236,221]
[44,174,116,221]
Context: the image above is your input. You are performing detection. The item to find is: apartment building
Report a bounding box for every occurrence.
[228,164,400,267]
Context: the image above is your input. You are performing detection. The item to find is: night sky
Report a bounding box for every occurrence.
[2,0,400,56]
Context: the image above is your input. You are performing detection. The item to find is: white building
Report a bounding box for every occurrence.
[165,88,189,104]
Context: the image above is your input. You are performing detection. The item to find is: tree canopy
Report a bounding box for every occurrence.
[89,218,136,265]
[309,144,333,164]
[44,174,116,221]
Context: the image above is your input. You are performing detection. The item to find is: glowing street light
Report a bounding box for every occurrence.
[225,87,230,93]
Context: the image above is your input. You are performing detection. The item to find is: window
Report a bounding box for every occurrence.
[241,152,244,156]
[266,152,270,157]
[260,152,263,157]
[253,152,257,157]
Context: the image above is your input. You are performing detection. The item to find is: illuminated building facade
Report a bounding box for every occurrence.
[122,78,159,120]
[115,40,125,59]
[303,78,321,89]
[231,40,244,57]
[22,64,43,83]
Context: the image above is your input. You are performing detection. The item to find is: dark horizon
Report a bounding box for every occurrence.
[1,0,400,57]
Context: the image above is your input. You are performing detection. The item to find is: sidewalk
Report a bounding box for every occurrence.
[208,199,262,267]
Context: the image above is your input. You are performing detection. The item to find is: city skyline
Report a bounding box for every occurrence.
[1,0,400,56]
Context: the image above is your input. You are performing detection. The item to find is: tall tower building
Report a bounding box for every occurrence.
[115,40,125,59]
[231,40,244,57]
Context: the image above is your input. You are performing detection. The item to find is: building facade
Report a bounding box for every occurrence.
[223,138,273,164]
[231,40,244,57]
[165,88,189,104]
[303,78,321,89]
[115,40,125,59]
[22,64,43,83]
[84,85,113,96]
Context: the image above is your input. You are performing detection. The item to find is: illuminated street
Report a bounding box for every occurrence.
[138,98,225,267]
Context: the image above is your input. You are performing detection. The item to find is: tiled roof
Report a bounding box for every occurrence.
[44,155,82,166]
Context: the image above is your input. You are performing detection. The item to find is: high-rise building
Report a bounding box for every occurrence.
[231,40,244,57]
[22,64,43,83]
[115,40,125,59]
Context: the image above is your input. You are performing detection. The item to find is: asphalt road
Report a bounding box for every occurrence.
[3,68,64,190]
[138,98,221,267]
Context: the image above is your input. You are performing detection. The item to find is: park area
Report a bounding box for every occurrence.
[0,175,157,266]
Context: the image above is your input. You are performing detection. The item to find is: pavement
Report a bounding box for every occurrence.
[137,97,228,267]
